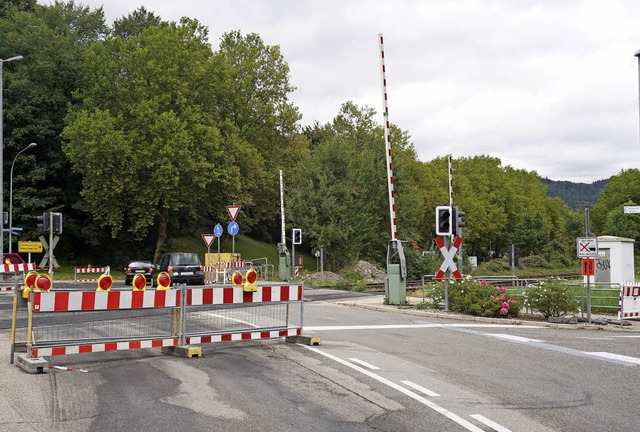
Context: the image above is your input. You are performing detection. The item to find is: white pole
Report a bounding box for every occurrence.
[378,34,398,241]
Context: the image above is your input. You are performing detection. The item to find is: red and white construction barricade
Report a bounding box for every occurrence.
[619,284,640,320]
[204,261,246,284]
[0,262,36,292]
[12,283,309,371]
[74,266,109,283]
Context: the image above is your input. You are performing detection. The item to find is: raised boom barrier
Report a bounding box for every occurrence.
[12,283,307,372]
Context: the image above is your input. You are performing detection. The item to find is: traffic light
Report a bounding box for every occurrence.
[51,212,63,234]
[37,212,50,233]
[435,206,452,236]
[292,228,302,245]
[452,206,465,236]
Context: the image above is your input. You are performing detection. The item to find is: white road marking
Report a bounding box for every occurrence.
[304,323,543,331]
[401,380,440,397]
[470,414,513,432]
[486,333,543,343]
[304,345,485,432]
[348,358,380,370]
[584,352,640,366]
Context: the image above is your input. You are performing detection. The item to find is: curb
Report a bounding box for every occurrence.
[334,299,639,332]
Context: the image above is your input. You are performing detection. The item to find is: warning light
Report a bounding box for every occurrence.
[97,273,112,292]
[24,271,38,289]
[156,272,171,290]
[243,269,258,292]
[232,271,243,286]
[132,274,146,291]
[35,274,52,291]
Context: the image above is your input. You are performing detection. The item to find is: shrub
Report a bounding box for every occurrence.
[431,278,520,318]
[519,255,552,269]
[524,278,579,318]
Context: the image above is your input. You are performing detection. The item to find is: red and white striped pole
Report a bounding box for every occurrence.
[378,34,398,241]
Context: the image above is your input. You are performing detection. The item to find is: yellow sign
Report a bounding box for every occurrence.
[18,241,43,253]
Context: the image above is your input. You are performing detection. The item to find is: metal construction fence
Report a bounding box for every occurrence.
[10,284,303,364]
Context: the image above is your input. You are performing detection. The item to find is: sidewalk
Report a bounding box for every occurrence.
[333,294,640,332]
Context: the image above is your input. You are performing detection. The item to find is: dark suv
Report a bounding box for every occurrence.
[156,252,205,286]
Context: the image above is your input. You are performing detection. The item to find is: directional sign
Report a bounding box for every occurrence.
[228,221,239,236]
[18,241,42,253]
[213,223,223,237]
[226,205,241,222]
[582,258,595,276]
[202,234,215,248]
[624,206,640,214]
[577,237,598,258]
[434,236,463,281]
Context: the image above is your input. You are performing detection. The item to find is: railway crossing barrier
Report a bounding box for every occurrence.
[11,283,316,373]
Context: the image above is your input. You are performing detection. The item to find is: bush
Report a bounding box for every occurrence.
[431,278,520,318]
[519,255,552,269]
[475,259,511,274]
[524,278,579,318]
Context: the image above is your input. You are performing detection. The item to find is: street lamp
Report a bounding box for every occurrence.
[1,55,24,257]
[9,142,36,253]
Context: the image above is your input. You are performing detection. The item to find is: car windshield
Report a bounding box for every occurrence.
[171,254,199,266]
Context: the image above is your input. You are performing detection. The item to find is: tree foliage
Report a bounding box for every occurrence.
[0,1,603,272]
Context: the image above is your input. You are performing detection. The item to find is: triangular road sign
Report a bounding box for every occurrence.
[202,234,215,248]
[226,205,241,221]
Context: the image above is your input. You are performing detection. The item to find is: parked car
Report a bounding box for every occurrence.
[155,252,205,286]
[124,260,154,285]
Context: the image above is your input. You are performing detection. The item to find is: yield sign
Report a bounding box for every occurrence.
[226,205,241,221]
[434,236,463,281]
[202,233,215,248]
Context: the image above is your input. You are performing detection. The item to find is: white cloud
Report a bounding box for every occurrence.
[39,0,640,182]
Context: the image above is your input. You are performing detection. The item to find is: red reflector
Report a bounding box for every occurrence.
[246,270,257,284]
[233,273,243,285]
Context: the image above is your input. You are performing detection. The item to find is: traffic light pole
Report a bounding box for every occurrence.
[48,211,53,276]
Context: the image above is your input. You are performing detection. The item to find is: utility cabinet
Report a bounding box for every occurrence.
[595,235,635,285]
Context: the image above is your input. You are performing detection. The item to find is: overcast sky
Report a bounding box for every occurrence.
[40,0,640,183]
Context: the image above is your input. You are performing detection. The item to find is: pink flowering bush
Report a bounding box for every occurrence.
[432,279,521,318]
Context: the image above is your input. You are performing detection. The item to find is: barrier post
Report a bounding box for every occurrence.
[25,290,33,358]
[180,284,186,346]
[9,279,18,364]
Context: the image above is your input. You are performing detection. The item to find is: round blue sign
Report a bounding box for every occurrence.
[213,223,223,237]
[228,221,239,236]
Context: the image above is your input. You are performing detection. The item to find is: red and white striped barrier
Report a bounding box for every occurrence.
[187,329,300,345]
[23,284,304,360]
[74,266,109,283]
[0,263,36,292]
[32,289,180,312]
[187,285,302,306]
[33,338,179,358]
[619,285,640,319]
[0,263,36,273]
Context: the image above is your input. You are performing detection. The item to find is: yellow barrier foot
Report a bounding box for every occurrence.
[161,345,202,358]
[15,354,48,374]
[285,335,322,346]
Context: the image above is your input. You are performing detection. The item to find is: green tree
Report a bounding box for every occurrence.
[63,18,233,261]
[112,6,161,40]
[214,31,306,242]
[0,1,107,257]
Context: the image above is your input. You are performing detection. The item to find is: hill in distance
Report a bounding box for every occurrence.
[540,177,608,208]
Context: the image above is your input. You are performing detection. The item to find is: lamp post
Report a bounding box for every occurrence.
[1,55,24,257]
[9,142,36,253]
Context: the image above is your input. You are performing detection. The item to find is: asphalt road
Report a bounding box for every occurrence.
[1,287,639,431]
